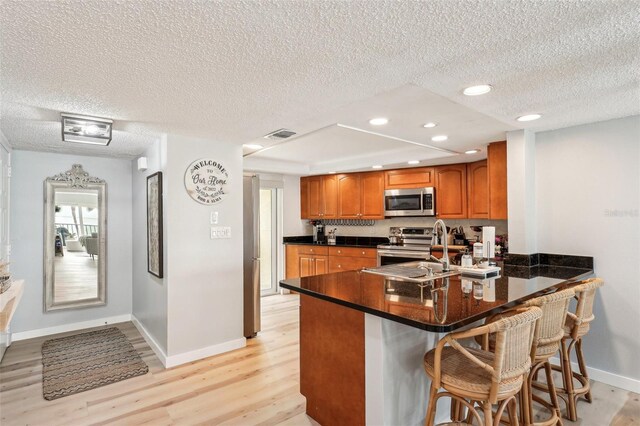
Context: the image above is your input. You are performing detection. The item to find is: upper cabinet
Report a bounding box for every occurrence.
[301,175,338,219]
[384,167,434,189]
[467,160,489,218]
[487,141,508,219]
[434,164,467,218]
[300,142,507,220]
[337,172,384,219]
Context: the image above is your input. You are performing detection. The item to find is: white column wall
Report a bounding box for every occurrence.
[534,115,640,389]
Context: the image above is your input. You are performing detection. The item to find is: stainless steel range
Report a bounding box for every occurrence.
[377,226,433,266]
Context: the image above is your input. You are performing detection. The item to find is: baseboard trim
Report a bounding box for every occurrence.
[131,315,246,369]
[131,314,168,367]
[549,356,640,394]
[12,314,132,341]
[164,337,247,369]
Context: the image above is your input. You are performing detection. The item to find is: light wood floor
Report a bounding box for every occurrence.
[53,249,98,304]
[0,293,637,425]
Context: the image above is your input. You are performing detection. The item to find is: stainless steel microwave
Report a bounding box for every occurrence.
[384,187,435,217]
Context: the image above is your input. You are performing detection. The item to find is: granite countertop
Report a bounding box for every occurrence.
[280,259,592,332]
[283,236,388,249]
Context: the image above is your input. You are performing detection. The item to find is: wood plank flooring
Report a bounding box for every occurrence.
[0,293,637,425]
[53,249,98,303]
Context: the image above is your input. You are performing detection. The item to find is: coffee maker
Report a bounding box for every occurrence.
[312,221,326,243]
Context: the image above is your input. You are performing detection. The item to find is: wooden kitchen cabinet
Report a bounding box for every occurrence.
[302,175,338,220]
[286,245,329,278]
[337,172,384,219]
[328,246,377,273]
[467,160,489,218]
[384,167,434,189]
[487,141,508,219]
[434,164,467,219]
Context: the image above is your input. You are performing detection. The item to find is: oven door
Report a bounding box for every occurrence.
[377,249,431,266]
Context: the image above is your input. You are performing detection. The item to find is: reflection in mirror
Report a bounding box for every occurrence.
[44,165,106,311]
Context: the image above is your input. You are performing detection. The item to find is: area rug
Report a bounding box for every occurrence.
[42,327,148,400]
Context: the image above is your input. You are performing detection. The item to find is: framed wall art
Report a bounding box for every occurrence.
[147,172,163,278]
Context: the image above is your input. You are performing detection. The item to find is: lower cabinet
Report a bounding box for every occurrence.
[285,245,377,279]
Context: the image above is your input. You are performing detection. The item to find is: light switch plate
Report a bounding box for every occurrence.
[210,226,231,239]
[210,211,219,224]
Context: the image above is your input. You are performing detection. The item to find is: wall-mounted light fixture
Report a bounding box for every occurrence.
[61,113,113,145]
[137,157,148,171]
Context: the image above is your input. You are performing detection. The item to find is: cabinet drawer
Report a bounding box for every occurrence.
[329,256,377,273]
[328,246,377,258]
[295,245,329,255]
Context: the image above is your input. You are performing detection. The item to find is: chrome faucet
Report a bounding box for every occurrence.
[430,219,450,272]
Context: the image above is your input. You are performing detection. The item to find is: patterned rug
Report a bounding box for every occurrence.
[42,327,149,400]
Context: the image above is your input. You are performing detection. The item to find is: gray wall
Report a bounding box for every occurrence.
[131,138,168,353]
[535,115,640,383]
[10,151,132,333]
[165,135,244,356]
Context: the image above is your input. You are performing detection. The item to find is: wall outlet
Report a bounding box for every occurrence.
[210,226,231,239]
[210,211,219,225]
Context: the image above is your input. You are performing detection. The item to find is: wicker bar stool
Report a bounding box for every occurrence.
[549,278,604,421]
[477,288,575,426]
[423,306,542,426]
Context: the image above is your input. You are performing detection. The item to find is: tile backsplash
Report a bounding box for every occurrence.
[297,217,508,242]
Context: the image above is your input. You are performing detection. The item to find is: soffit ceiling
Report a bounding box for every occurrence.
[1,1,638,167]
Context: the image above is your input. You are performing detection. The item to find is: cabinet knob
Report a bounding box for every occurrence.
[338,265,342,268]
[310,249,313,252]
[338,250,342,254]
[362,251,365,255]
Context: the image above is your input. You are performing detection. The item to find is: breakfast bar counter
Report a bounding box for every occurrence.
[280,259,593,426]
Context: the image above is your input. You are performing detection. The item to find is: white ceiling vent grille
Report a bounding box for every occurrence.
[263,128,296,140]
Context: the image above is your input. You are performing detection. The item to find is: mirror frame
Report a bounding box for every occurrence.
[44,164,107,311]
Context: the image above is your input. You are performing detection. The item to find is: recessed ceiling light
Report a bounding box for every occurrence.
[407,160,420,165]
[431,135,448,142]
[372,165,383,169]
[465,149,479,154]
[369,117,389,125]
[463,84,492,96]
[328,171,337,174]
[516,114,542,122]
[243,144,263,149]
[423,122,437,128]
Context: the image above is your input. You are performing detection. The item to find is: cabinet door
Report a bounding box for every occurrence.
[487,141,508,219]
[360,172,384,219]
[285,245,301,279]
[322,175,338,219]
[435,164,467,218]
[314,256,328,275]
[337,174,361,218]
[467,160,489,218]
[384,167,434,189]
[306,176,323,219]
[299,256,315,277]
[300,177,309,219]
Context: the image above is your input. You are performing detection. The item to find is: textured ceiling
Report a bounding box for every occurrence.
[1,0,639,162]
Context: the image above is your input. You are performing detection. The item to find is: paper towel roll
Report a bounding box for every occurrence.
[482,226,495,259]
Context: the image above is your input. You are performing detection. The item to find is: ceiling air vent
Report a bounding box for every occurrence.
[263,128,296,140]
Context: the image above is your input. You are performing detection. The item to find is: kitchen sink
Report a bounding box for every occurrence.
[363,261,462,282]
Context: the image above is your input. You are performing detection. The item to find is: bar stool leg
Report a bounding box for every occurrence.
[562,339,578,422]
[575,339,592,403]
[425,384,438,426]
[483,401,493,426]
[543,360,563,425]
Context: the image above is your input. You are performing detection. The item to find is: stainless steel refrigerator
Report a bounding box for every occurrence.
[243,175,261,338]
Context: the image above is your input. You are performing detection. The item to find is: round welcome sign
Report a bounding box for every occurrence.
[184,158,229,205]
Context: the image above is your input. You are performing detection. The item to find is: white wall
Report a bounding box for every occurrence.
[10,151,133,333]
[131,138,168,353]
[535,115,640,385]
[282,174,310,236]
[165,135,245,357]
[507,130,537,254]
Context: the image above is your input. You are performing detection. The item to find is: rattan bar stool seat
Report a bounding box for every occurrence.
[424,347,524,398]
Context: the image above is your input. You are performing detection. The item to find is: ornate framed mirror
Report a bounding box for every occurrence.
[44,164,107,311]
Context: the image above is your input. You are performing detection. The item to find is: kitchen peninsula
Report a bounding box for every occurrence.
[280,255,593,425]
